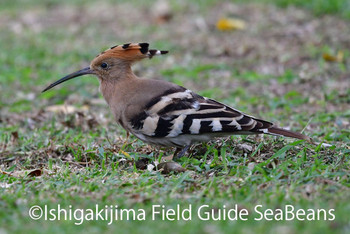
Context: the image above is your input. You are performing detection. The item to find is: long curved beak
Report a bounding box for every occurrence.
[42,67,94,93]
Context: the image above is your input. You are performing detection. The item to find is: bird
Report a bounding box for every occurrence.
[42,42,311,158]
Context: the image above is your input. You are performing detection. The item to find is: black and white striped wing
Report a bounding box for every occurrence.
[129,87,273,145]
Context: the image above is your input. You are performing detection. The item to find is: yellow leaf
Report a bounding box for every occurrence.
[336,50,344,62]
[120,150,131,159]
[322,50,344,63]
[216,18,246,31]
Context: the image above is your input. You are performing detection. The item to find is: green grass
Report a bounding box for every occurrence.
[2,139,349,233]
[1,0,349,233]
[268,0,350,19]
[237,0,350,19]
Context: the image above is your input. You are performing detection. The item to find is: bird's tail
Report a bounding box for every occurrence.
[267,126,312,142]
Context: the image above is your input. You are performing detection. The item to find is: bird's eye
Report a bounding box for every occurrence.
[100,62,108,69]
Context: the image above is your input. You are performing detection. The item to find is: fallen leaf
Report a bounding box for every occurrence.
[129,193,151,204]
[238,143,253,152]
[156,162,186,174]
[216,18,246,31]
[10,169,42,178]
[0,169,11,175]
[11,131,19,143]
[135,158,150,170]
[162,155,174,161]
[27,169,42,177]
[152,0,172,24]
[322,51,344,63]
[46,104,89,114]
[337,51,344,62]
[119,150,132,159]
[247,162,255,171]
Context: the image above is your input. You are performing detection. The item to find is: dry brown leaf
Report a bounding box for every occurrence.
[238,143,253,152]
[27,169,42,177]
[135,158,150,170]
[11,131,19,142]
[247,162,255,171]
[0,169,11,176]
[46,104,89,114]
[10,169,42,178]
[156,162,186,174]
[161,155,174,161]
[152,0,172,24]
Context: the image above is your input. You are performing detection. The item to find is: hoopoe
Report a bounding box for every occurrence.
[43,43,311,158]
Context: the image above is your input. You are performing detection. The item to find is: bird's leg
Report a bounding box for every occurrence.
[173,147,181,158]
[174,145,191,159]
[120,131,130,152]
[125,131,130,143]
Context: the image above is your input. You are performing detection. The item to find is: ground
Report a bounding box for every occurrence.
[0,0,349,233]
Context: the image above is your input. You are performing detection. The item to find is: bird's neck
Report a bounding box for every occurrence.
[99,68,137,121]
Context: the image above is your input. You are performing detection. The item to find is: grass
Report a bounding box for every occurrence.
[267,0,350,19]
[0,0,349,233]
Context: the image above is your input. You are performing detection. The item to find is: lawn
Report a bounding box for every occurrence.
[0,0,349,233]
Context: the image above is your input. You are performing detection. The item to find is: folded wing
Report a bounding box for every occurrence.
[129,87,274,138]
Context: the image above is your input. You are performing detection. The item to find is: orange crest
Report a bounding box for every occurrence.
[92,43,168,64]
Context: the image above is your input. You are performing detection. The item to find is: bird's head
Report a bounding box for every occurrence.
[42,43,168,92]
